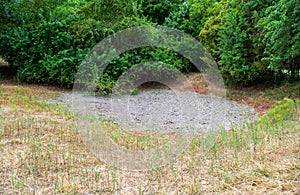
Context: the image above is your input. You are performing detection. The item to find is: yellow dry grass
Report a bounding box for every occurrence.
[0,81,299,194]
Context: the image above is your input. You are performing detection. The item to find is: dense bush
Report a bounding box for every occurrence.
[0,0,299,88]
[0,17,89,86]
[140,0,182,25]
[218,7,259,85]
[0,0,146,87]
[105,47,192,79]
[258,0,300,81]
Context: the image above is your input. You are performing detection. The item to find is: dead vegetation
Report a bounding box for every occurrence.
[0,79,299,194]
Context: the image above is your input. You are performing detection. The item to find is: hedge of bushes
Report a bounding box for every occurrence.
[0,0,299,91]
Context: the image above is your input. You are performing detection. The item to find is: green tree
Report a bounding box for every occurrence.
[164,1,200,37]
[242,0,276,79]
[188,0,218,38]
[218,6,257,84]
[140,0,182,25]
[0,0,145,87]
[258,0,300,81]
[198,0,228,60]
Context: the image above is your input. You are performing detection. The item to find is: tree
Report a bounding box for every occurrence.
[140,0,182,25]
[199,0,228,60]
[0,0,145,87]
[218,6,257,84]
[258,0,300,81]
[241,0,275,78]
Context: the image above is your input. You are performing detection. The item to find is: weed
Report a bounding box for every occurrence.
[0,82,299,194]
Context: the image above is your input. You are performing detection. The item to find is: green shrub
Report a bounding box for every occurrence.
[260,98,297,124]
[0,0,147,87]
[84,47,192,95]
[0,19,89,87]
[95,73,116,95]
[105,47,191,79]
[218,7,260,85]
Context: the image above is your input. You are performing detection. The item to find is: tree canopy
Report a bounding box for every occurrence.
[0,0,299,89]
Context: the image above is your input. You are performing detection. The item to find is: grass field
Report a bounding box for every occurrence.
[0,80,299,194]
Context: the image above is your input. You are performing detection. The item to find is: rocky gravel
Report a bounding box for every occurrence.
[52,89,258,135]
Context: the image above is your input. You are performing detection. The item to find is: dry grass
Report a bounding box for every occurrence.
[0,80,299,194]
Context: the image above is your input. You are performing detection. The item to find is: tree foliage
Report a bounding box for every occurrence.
[198,0,227,60]
[0,0,144,87]
[218,6,257,84]
[140,0,182,25]
[0,0,299,88]
[258,0,300,80]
